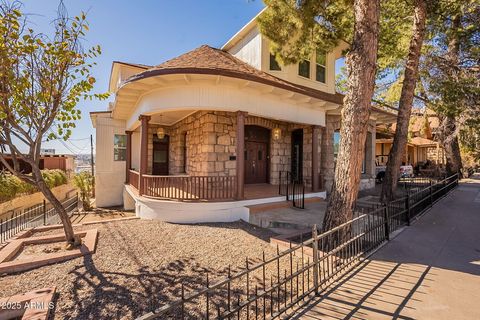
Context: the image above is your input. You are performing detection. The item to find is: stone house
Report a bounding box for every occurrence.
[90,11,397,222]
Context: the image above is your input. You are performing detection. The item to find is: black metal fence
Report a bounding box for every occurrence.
[0,194,79,244]
[279,171,305,209]
[137,174,459,319]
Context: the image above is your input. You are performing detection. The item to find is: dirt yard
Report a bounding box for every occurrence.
[0,218,286,319]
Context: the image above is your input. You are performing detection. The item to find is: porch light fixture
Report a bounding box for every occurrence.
[156,127,166,139]
[273,127,282,140]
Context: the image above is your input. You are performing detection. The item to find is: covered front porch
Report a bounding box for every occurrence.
[125,110,326,203]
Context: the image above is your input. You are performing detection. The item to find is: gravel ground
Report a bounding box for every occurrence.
[0,219,303,319]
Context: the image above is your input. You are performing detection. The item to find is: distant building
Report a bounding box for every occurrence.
[0,154,75,174]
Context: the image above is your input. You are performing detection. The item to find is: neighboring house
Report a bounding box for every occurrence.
[90,11,397,222]
[0,154,75,175]
[376,109,446,169]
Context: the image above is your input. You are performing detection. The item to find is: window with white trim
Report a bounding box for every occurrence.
[114,134,127,161]
[315,51,326,83]
[298,60,310,78]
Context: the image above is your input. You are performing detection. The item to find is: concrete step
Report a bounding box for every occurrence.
[247,197,324,214]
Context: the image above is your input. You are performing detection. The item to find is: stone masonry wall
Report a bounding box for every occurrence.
[146,111,323,188]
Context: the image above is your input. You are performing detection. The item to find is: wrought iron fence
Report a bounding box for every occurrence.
[0,194,79,244]
[137,173,459,320]
[279,171,305,209]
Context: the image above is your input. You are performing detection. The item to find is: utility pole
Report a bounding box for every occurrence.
[90,134,95,198]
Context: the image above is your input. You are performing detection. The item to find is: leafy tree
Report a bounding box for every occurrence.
[259,0,381,230]
[418,0,480,175]
[0,1,107,246]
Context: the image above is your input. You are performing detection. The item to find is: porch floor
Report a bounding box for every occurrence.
[244,183,321,200]
[244,183,280,200]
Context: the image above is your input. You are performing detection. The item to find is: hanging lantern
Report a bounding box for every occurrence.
[156,127,165,139]
[272,127,282,140]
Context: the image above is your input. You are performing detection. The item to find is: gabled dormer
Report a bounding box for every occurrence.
[222,11,348,95]
[108,61,151,94]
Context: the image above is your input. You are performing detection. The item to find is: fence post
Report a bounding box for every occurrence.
[429,181,433,207]
[312,224,319,294]
[43,199,47,226]
[383,204,390,241]
[405,194,411,226]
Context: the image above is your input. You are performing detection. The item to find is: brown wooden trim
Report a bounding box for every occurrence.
[236,111,247,199]
[138,115,151,195]
[125,68,345,105]
[125,131,133,184]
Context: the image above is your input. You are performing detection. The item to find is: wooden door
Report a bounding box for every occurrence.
[245,141,268,184]
[152,135,169,175]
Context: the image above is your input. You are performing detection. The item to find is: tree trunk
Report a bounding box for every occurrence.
[323,0,380,232]
[437,15,463,178]
[439,116,463,177]
[32,166,79,246]
[380,0,427,202]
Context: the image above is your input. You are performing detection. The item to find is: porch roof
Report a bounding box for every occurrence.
[123,45,345,105]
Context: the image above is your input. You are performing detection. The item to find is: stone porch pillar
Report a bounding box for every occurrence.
[139,115,150,195]
[236,111,247,200]
[125,130,133,184]
[311,125,321,191]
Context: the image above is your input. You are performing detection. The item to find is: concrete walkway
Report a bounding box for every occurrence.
[293,174,480,320]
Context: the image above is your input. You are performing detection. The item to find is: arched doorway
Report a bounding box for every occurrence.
[245,125,270,184]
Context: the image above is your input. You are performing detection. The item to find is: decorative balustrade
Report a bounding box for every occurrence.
[129,170,140,190]
[130,174,237,201]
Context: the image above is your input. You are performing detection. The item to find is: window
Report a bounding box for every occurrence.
[298,60,310,78]
[316,51,326,83]
[114,134,127,161]
[269,53,281,71]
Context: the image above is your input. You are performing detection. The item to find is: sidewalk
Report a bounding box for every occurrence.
[293,174,480,320]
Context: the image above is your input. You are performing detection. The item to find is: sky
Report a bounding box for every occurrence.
[21,0,266,155]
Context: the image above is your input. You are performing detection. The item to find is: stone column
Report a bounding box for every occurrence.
[125,130,133,184]
[139,115,150,195]
[236,111,247,199]
[311,125,320,191]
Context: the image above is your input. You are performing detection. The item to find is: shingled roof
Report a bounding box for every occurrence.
[124,45,345,105]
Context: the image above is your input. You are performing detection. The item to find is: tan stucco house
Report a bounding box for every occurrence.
[90,12,397,222]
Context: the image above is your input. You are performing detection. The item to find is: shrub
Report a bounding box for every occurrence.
[73,171,93,211]
[0,169,69,203]
[0,172,19,202]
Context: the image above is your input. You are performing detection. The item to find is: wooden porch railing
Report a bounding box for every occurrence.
[129,170,140,190]
[137,174,236,201]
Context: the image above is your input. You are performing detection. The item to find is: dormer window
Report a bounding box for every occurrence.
[316,51,326,83]
[298,60,310,78]
[269,54,281,71]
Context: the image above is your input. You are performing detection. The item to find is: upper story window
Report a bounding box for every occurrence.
[269,54,281,71]
[298,60,310,78]
[316,51,326,83]
[114,134,127,161]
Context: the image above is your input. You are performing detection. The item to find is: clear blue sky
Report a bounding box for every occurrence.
[22,0,266,155]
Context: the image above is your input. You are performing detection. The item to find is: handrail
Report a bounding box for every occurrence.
[141,174,236,201]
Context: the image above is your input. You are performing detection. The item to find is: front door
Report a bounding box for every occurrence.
[152,135,169,175]
[244,125,270,184]
[245,141,268,184]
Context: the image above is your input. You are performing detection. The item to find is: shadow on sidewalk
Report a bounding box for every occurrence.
[292,259,431,320]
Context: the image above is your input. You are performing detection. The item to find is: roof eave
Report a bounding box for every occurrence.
[221,8,266,51]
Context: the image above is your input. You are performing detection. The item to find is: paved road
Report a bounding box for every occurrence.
[293,174,480,320]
